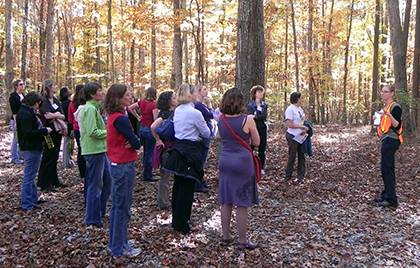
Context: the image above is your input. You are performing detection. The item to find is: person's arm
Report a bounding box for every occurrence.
[244,115,260,146]
[246,102,255,115]
[152,108,159,120]
[114,115,141,149]
[284,107,308,131]
[194,111,211,139]
[18,112,51,138]
[83,106,107,139]
[387,105,402,128]
[151,117,164,147]
[9,94,21,117]
[195,102,214,120]
[127,102,141,121]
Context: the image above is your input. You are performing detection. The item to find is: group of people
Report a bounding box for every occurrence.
[9,77,402,257]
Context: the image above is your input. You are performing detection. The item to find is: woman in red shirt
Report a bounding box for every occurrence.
[128,87,158,182]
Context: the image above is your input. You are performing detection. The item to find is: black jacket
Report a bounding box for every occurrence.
[9,91,24,117]
[16,105,48,151]
[247,101,268,129]
[162,139,207,181]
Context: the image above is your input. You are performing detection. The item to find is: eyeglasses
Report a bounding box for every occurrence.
[18,83,24,86]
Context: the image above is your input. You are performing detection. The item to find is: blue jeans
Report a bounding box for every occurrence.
[21,151,42,211]
[84,153,111,225]
[10,119,21,163]
[139,127,156,180]
[108,162,136,256]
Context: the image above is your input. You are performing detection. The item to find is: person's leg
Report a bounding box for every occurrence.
[171,175,181,229]
[258,126,267,170]
[63,136,70,167]
[10,119,20,163]
[85,154,104,226]
[51,133,63,186]
[158,170,172,209]
[297,143,306,180]
[381,139,400,205]
[37,145,53,190]
[221,205,233,240]
[109,163,128,256]
[101,155,111,218]
[74,130,86,179]
[21,151,41,210]
[285,133,298,179]
[236,206,249,244]
[142,128,156,180]
[123,163,136,250]
[172,175,195,233]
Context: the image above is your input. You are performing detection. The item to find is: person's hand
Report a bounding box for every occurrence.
[46,127,53,133]
[124,141,132,148]
[155,140,164,148]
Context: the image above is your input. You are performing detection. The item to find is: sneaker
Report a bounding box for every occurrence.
[261,169,265,175]
[124,246,142,257]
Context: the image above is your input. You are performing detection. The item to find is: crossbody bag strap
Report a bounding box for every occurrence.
[221,114,252,152]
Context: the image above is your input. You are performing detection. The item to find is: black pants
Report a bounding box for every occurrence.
[172,175,195,233]
[74,130,86,179]
[380,138,400,205]
[37,132,62,190]
[257,125,267,169]
[285,132,305,179]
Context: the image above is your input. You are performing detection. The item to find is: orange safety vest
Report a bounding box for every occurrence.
[377,101,403,144]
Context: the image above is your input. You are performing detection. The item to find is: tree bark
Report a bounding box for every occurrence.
[107,0,116,83]
[342,0,355,124]
[21,0,29,81]
[289,0,300,92]
[94,3,101,83]
[413,0,420,131]
[43,0,55,80]
[308,0,316,122]
[171,0,183,89]
[235,0,265,100]
[372,0,381,115]
[5,0,14,92]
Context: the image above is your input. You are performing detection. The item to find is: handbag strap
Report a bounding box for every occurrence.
[221,114,261,182]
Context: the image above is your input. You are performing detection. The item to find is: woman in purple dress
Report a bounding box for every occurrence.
[218,88,260,250]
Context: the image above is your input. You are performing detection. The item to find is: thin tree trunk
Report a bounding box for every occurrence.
[5,0,14,92]
[342,0,355,124]
[308,0,316,121]
[43,0,55,80]
[108,0,116,83]
[413,0,420,131]
[151,0,157,88]
[172,0,183,89]
[94,3,101,84]
[235,0,265,100]
[57,12,61,85]
[284,11,289,109]
[62,12,73,88]
[21,0,29,81]
[381,2,388,83]
[130,40,135,87]
[289,0,300,92]
[372,0,381,116]
[39,0,46,67]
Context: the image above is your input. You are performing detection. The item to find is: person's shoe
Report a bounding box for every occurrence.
[11,159,23,165]
[221,237,234,246]
[143,177,159,182]
[55,182,67,188]
[124,246,142,257]
[86,223,103,229]
[237,241,258,250]
[37,199,47,204]
[194,186,209,193]
[261,169,265,175]
[283,176,291,182]
[297,177,304,183]
[377,200,398,209]
[372,197,383,203]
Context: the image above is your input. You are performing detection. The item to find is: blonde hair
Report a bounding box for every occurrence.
[176,84,194,104]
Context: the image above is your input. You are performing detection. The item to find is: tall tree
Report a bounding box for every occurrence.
[43,0,55,80]
[371,0,381,115]
[235,0,265,100]
[21,0,30,81]
[171,0,183,89]
[289,0,300,92]
[94,2,102,83]
[413,0,420,130]
[151,0,157,88]
[5,0,14,91]
[307,0,316,121]
[342,0,355,124]
[107,0,116,83]
[386,0,412,131]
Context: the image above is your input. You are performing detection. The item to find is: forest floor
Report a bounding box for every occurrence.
[0,123,419,267]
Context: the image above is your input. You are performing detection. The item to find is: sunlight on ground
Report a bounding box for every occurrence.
[317,126,371,144]
[202,209,222,232]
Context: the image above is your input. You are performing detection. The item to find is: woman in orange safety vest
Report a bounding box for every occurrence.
[374,85,403,209]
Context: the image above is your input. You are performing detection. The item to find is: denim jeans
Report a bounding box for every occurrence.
[10,119,21,163]
[380,138,400,205]
[108,161,136,256]
[84,153,111,225]
[21,151,42,211]
[139,126,156,180]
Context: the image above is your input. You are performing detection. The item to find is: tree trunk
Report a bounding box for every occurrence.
[308,0,316,121]
[107,0,116,83]
[284,11,289,108]
[94,3,101,83]
[21,0,29,81]
[372,0,381,116]
[5,0,14,92]
[235,0,265,100]
[386,0,413,132]
[171,0,183,89]
[289,0,300,92]
[62,12,73,88]
[43,0,55,80]
[151,0,157,88]
[381,2,388,83]
[130,40,135,87]
[342,0,355,124]
[57,12,62,85]
[39,0,46,67]
[413,0,420,131]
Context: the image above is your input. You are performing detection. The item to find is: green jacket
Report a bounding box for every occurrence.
[80,100,107,155]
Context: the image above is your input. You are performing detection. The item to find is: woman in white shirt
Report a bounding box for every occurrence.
[284,92,309,182]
